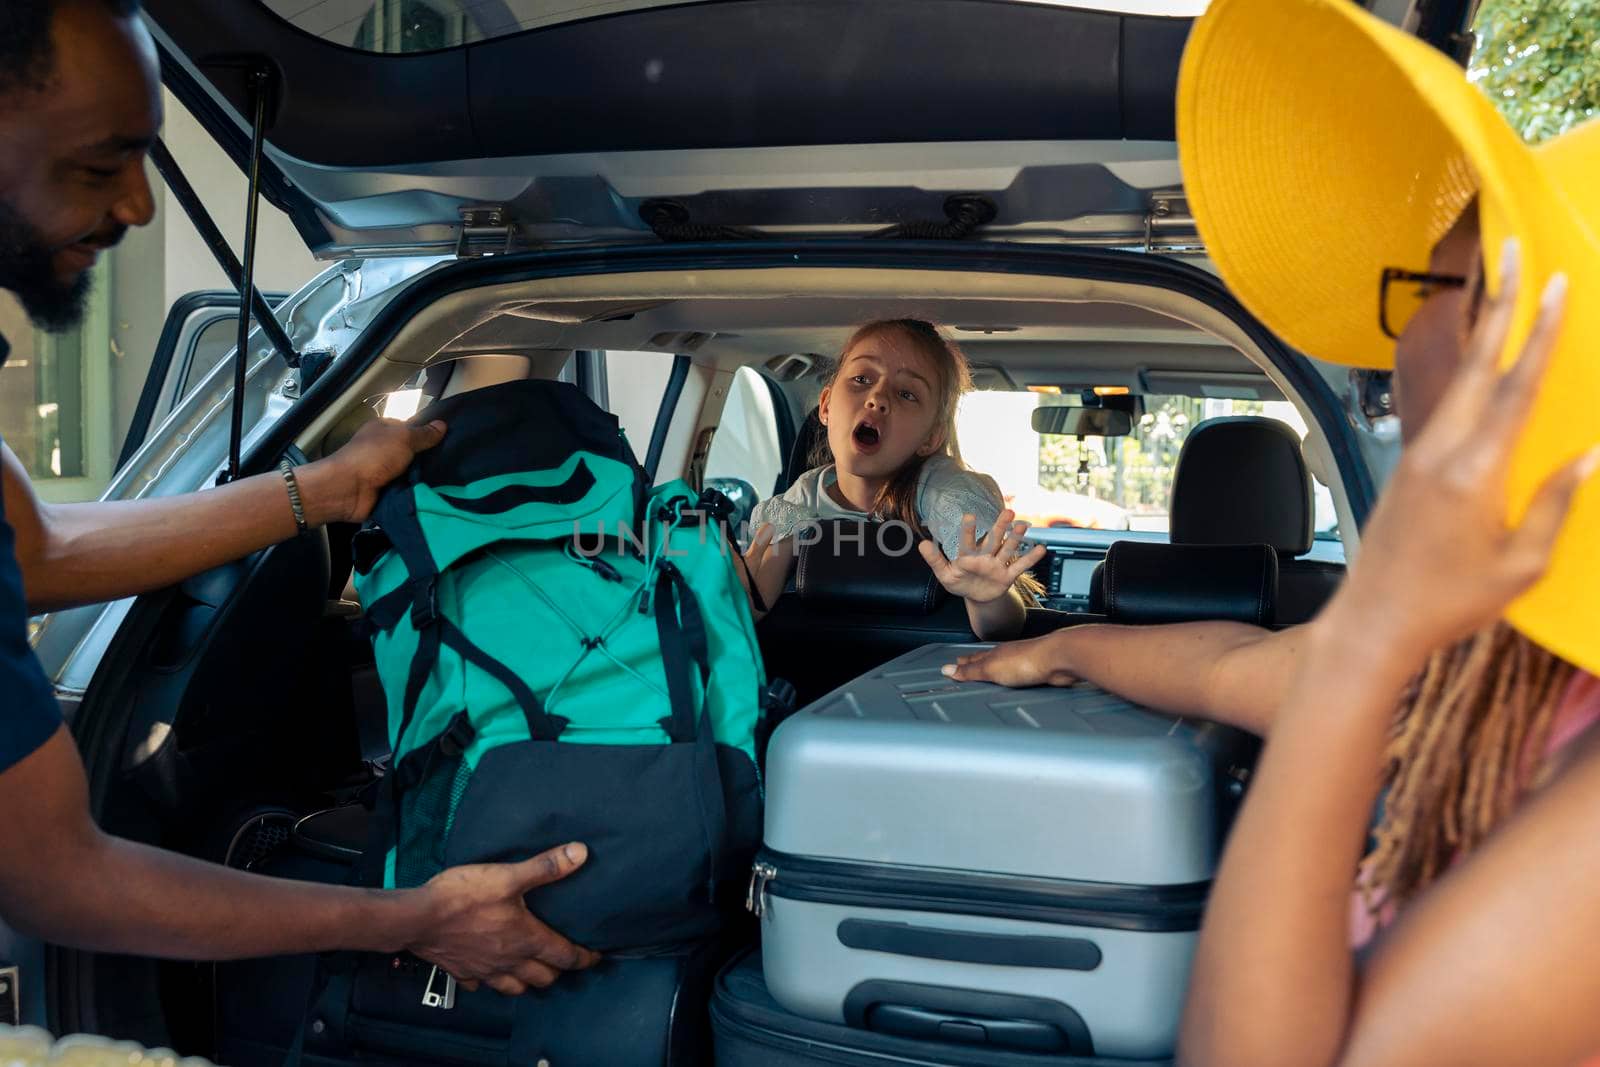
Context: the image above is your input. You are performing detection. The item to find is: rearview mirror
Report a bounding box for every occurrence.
[1031,406,1134,437]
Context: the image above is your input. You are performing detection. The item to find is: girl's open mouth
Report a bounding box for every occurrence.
[852,421,882,453]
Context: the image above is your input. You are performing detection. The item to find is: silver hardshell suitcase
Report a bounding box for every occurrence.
[753,643,1258,1062]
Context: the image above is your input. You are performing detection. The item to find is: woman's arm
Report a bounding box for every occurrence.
[1179,611,1417,1067]
[1181,258,1598,1067]
[946,620,1305,735]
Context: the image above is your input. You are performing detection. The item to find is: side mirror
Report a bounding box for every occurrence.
[1031,406,1134,437]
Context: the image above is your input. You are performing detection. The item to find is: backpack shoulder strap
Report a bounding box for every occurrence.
[651,558,727,903]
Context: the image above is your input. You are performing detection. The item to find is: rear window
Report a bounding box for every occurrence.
[263,0,1206,54]
[955,391,1338,540]
[264,0,707,53]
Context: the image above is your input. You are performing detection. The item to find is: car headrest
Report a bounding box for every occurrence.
[794,520,950,615]
[780,407,826,493]
[1098,541,1278,626]
[1170,417,1314,556]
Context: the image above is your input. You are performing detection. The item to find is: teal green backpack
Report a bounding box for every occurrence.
[351,378,767,951]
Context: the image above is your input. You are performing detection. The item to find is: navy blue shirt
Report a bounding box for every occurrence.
[0,330,64,772]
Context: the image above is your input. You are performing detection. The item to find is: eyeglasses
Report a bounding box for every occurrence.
[1379,267,1469,340]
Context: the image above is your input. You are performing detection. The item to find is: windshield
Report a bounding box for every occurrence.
[956,390,1339,539]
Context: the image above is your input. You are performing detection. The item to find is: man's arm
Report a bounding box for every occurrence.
[0,727,598,995]
[945,620,1307,735]
[5,418,442,614]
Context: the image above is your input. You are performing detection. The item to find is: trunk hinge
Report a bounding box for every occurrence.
[456,205,517,258]
[1143,192,1201,254]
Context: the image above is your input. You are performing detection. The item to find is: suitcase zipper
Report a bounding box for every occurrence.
[752,849,1210,932]
[746,860,777,917]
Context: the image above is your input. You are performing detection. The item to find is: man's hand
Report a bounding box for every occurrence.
[918,510,1048,605]
[942,632,1080,688]
[300,418,448,527]
[406,842,601,996]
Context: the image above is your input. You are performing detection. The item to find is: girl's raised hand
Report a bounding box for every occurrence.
[1325,242,1599,661]
[918,509,1048,604]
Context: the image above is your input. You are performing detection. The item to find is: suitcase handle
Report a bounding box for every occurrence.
[867,1004,1069,1054]
[844,979,1094,1056]
[837,919,1102,970]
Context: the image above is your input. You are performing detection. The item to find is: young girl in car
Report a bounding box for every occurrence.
[740,317,1045,640]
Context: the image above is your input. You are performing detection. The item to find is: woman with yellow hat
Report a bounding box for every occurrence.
[947,0,1600,1062]
[1171,0,1600,1065]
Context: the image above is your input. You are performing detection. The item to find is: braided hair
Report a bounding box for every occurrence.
[1364,622,1575,911]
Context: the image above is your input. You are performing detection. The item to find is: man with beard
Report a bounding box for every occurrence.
[0,0,599,999]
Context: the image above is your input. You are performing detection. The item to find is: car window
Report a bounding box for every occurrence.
[956,391,1339,540]
[703,367,784,503]
[602,350,682,465]
[177,314,247,406]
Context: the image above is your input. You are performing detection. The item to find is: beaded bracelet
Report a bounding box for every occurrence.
[278,459,308,534]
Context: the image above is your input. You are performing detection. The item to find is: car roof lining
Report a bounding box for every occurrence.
[297,265,1358,549]
[433,296,1249,377]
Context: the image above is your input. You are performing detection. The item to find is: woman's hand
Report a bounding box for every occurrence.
[941,631,1080,688]
[1325,244,1597,662]
[918,509,1048,604]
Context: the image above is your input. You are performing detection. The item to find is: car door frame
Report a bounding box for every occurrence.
[117,289,288,470]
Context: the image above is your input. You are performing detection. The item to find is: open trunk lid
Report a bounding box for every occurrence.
[144,0,1207,257]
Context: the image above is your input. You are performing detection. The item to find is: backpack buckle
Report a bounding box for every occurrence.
[761,678,798,716]
[421,965,457,1010]
[698,487,733,524]
[410,580,438,630]
[438,714,475,758]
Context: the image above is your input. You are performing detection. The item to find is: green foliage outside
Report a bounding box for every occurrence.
[1037,397,1267,518]
[1470,0,1600,143]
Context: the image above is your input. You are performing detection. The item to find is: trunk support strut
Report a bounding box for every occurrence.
[147,59,292,485]
[222,64,273,484]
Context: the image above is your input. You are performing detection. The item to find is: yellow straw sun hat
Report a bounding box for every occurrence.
[1177,0,1600,677]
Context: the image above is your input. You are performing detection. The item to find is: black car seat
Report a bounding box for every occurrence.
[1168,417,1343,623]
[759,408,973,707]
[777,406,825,494]
[1090,416,1342,624]
[758,518,979,710]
